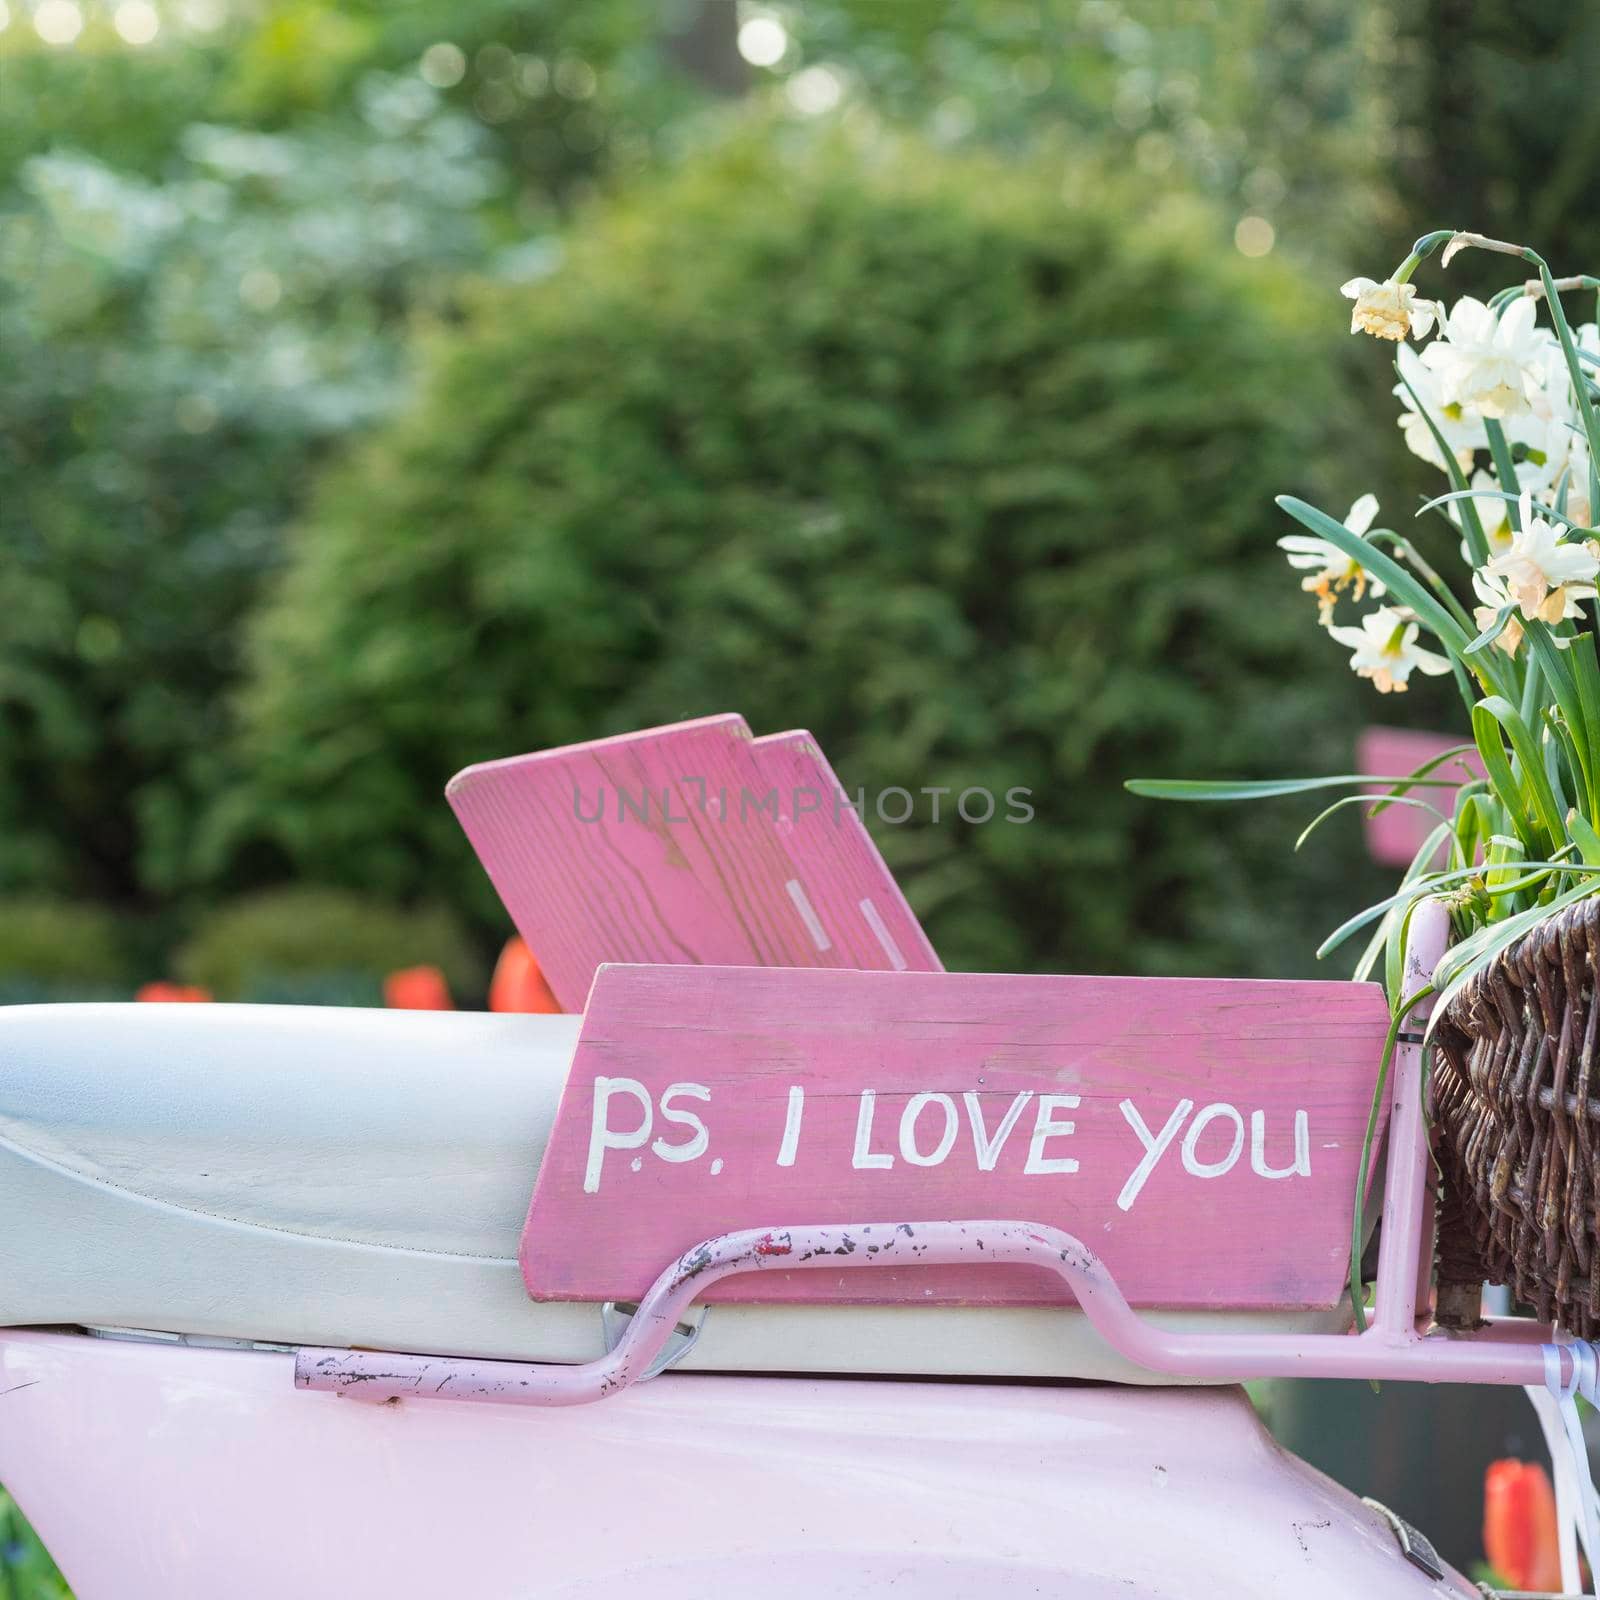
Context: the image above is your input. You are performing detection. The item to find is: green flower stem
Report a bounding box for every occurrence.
[1432,231,1600,611]
[1520,645,1543,723]
[1368,531,1474,630]
[1395,360,1488,566]
[1350,983,1433,1331]
[1394,229,1457,282]
[1491,274,1600,311]
[1530,255,1600,477]
[1483,419,1522,532]
[1455,230,1600,481]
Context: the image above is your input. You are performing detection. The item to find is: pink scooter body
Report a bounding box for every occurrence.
[0,1328,1472,1597]
[0,714,1529,1595]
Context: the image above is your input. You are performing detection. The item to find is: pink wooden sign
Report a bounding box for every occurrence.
[1356,726,1483,868]
[447,716,940,1011]
[521,964,1392,1310]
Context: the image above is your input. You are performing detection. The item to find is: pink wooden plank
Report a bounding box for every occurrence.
[447,717,939,1011]
[520,964,1393,1311]
[749,730,940,976]
[1356,726,1483,868]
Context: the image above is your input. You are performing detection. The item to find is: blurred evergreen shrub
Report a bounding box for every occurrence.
[176,886,481,1002]
[226,129,1382,978]
[0,896,129,1001]
[0,77,498,904]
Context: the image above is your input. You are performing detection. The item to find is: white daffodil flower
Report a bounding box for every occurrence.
[1470,568,1525,657]
[1341,277,1439,342]
[1394,343,1484,472]
[1562,468,1593,532]
[1326,606,1453,694]
[1277,493,1386,623]
[1451,470,1514,565]
[1559,340,1596,525]
[1484,494,1600,622]
[1504,346,1584,499]
[1419,296,1551,419]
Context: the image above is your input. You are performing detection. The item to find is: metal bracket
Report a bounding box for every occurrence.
[1361,1497,1445,1581]
[296,1210,1585,1410]
[600,1300,705,1379]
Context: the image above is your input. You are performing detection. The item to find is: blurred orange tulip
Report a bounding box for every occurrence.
[489,937,561,1013]
[384,965,455,1010]
[1484,1458,1561,1593]
[136,981,212,1003]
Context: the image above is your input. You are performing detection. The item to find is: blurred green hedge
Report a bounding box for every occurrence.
[176,886,481,1002]
[221,128,1383,978]
[0,896,130,1002]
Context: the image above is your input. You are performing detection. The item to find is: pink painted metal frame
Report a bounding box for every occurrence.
[299,900,1572,1403]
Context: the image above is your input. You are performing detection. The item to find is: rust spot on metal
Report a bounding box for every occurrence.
[754,1231,793,1257]
[676,1243,715,1282]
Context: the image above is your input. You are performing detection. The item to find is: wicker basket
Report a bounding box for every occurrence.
[1432,896,1600,1337]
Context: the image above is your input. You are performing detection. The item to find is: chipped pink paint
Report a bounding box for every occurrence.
[519,962,1393,1310]
[447,715,940,1011]
[1356,726,1484,867]
[304,1219,1565,1405]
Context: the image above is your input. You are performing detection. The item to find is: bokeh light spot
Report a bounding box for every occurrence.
[175,395,219,435]
[239,268,283,311]
[76,616,123,664]
[737,15,788,68]
[787,64,842,115]
[518,55,549,96]
[176,0,222,29]
[420,42,467,89]
[553,56,597,99]
[114,0,160,44]
[1234,215,1276,257]
[33,0,83,45]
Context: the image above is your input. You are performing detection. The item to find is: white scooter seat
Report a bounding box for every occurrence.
[0,1002,1349,1382]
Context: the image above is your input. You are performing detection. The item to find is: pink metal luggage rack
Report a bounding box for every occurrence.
[299,898,1581,1405]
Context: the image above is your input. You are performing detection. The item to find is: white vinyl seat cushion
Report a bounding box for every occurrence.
[0,1003,1350,1382]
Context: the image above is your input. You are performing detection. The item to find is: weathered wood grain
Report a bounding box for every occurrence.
[447,716,939,1010]
[521,963,1393,1310]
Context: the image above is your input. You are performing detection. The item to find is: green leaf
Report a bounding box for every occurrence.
[1368,744,1482,811]
[1472,697,1561,851]
[1363,822,1455,992]
[1567,635,1600,820]
[1419,486,1591,535]
[1294,792,1451,852]
[1350,984,1431,1332]
[1462,604,1517,658]
[1530,257,1600,476]
[1366,530,1476,632]
[1568,808,1600,865]
[1471,698,1539,843]
[1318,856,1587,961]
[1276,496,1471,656]
[1124,774,1466,802]
[1396,361,1487,566]
[1521,624,1592,821]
